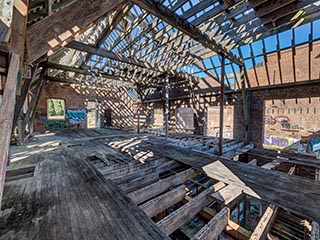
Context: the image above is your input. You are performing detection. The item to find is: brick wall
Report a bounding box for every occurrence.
[246,41,320,87]
[34,82,136,132]
[249,82,320,148]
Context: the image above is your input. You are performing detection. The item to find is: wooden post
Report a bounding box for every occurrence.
[164,74,169,140]
[241,66,249,144]
[0,53,20,207]
[22,69,47,134]
[11,0,28,96]
[218,54,226,156]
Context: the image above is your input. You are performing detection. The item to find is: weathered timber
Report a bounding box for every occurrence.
[128,168,199,204]
[131,0,243,66]
[119,172,159,193]
[0,139,169,239]
[261,160,281,170]
[212,184,243,206]
[248,159,257,166]
[140,185,186,217]
[192,207,230,240]
[0,53,20,206]
[67,41,172,74]
[148,142,320,221]
[311,222,320,240]
[26,0,126,63]
[218,54,225,156]
[157,181,226,235]
[249,205,278,240]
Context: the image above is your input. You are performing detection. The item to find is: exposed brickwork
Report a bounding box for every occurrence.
[34,82,136,132]
[246,41,320,87]
[249,82,320,147]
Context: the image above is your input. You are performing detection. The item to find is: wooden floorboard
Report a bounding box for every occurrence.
[0,132,169,240]
[145,140,320,222]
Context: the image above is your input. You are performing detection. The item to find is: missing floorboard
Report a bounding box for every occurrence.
[5,166,36,182]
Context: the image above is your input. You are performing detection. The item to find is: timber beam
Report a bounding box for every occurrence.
[66,41,174,74]
[128,168,199,204]
[148,143,320,221]
[192,207,230,240]
[140,185,186,217]
[212,183,243,206]
[311,222,320,240]
[157,181,226,235]
[249,205,278,240]
[26,0,127,64]
[131,0,243,66]
[80,3,133,67]
[0,53,20,206]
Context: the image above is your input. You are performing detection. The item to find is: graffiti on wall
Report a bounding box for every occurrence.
[67,109,86,124]
[265,115,306,131]
[211,131,234,139]
[44,121,68,130]
[36,109,86,131]
[263,134,299,149]
[265,115,291,128]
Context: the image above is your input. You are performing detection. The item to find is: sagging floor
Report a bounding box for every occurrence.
[0,129,319,240]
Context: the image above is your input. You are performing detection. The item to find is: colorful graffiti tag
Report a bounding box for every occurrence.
[263,134,299,149]
[67,109,86,124]
[44,121,68,130]
[265,115,291,129]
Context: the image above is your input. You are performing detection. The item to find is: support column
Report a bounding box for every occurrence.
[164,74,169,140]
[218,54,226,156]
[241,66,249,143]
[0,53,20,207]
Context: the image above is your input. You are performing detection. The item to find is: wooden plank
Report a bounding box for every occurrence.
[148,143,320,222]
[131,0,243,66]
[249,205,278,240]
[261,160,281,170]
[128,168,199,204]
[311,222,320,240]
[26,0,125,63]
[248,159,257,166]
[140,185,186,217]
[66,41,171,74]
[218,54,225,155]
[192,207,230,240]
[212,184,243,205]
[0,53,20,206]
[79,3,133,67]
[157,181,226,235]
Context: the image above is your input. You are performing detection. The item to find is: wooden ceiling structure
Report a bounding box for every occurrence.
[19,0,320,90]
[0,1,320,239]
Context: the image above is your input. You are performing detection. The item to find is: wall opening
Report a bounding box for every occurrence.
[87,101,101,128]
[263,98,320,151]
[205,106,234,139]
[175,107,194,133]
[47,98,65,120]
[152,108,163,130]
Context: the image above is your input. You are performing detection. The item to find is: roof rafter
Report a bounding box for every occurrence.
[80,3,133,68]
[26,0,127,64]
[131,0,243,66]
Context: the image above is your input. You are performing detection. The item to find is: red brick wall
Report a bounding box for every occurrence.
[246,41,320,87]
[249,82,320,148]
[34,82,136,132]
